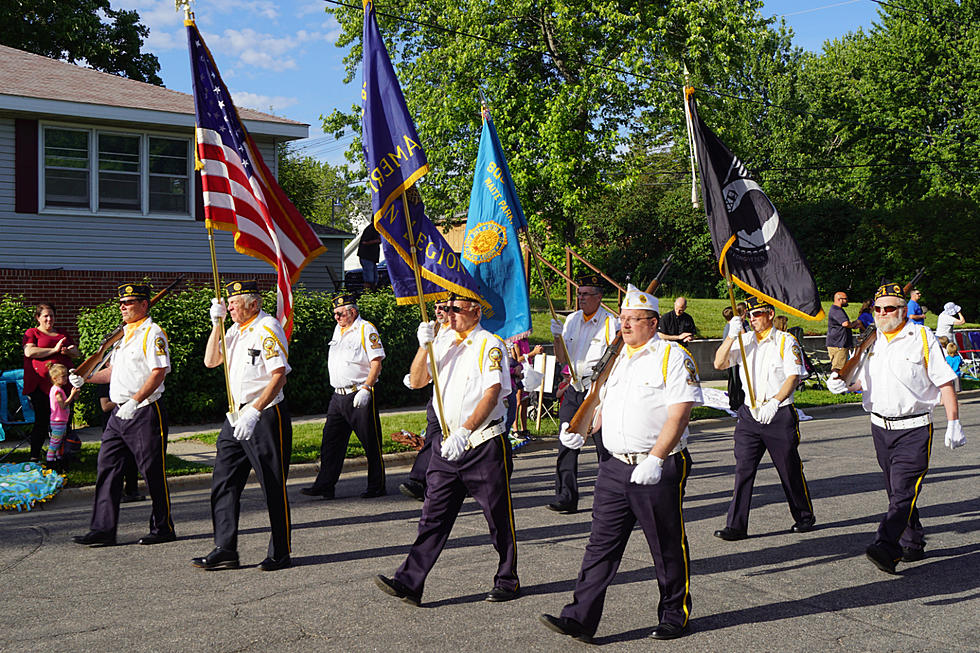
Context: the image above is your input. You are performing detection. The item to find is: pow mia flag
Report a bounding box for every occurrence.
[685,88,823,320]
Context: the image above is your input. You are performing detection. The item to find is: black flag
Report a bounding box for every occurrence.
[685,88,824,320]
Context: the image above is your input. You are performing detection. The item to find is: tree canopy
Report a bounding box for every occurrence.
[277,144,369,232]
[0,0,162,85]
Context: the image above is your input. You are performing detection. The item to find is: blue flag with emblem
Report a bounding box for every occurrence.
[462,109,531,341]
[360,0,484,306]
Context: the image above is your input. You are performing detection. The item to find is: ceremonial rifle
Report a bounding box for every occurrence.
[73,277,184,380]
[839,267,925,384]
[566,255,674,434]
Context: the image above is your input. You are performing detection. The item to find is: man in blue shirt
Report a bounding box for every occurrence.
[907,288,925,325]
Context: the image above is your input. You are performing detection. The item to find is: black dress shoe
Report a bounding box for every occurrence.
[538,614,594,644]
[259,555,292,571]
[791,517,816,533]
[713,527,747,541]
[360,487,387,498]
[138,531,177,545]
[120,493,146,504]
[191,547,240,570]
[865,543,898,574]
[651,622,688,640]
[374,574,421,606]
[72,531,116,547]
[486,586,520,602]
[399,481,426,501]
[901,546,925,563]
[300,486,334,499]
[547,501,577,514]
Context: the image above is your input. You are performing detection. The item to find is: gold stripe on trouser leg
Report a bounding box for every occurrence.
[677,450,692,627]
[276,404,291,552]
[792,407,813,511]
[154,402,172,523]
[497,434,519,587]
[906,423,933,525]
[371,389,385,473]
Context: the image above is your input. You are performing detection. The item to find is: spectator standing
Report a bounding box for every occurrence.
[826,292,857,372]
[659,297,697,343]
[935,302,965,340]
[945,342,963,392]
[857,300,875,329]
[907,288,925,325]
[357,222,382,291]
[22,303,79,462]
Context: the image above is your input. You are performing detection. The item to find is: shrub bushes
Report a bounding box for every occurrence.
[0,295,36,372]
[72,286,425,425]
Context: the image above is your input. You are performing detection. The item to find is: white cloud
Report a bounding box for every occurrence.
[297,1,327,17]
[205,28,299,72]
[231,90,299,114]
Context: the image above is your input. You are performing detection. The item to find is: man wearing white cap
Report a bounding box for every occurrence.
[540,284,702,642]
[935,302,965,340]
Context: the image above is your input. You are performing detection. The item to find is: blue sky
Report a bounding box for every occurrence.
[116,0,882,165]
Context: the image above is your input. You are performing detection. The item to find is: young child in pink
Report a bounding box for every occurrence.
[46,363,79,462]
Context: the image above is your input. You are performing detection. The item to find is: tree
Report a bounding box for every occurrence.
[0,0,162,85]
[276,144,370,231]
[323,0,798,252]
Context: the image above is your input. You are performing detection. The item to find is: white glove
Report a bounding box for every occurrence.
[209,298,227,325]
[522,366,544,392]
[417,321,435,347]
[68,371,85,389]
[825,372,848,394]
[559,422,585,450]
[752,398,780,425]
[116,398,139,421]
[630,455,664,485]
[402,373,414,389]
[442,427,471,462]
[727,316,743,338]
[945,419,966,450]
[233,404,261,441]
[353,386,372,408]
[550,318,564,337]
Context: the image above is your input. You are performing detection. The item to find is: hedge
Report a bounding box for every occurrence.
[0,295,35,373]
[68,286,424,425]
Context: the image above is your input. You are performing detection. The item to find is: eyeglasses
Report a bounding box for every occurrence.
[446,305,471,313]
[435,305,448,312]
[332,311,347,318]
[119,299,139,306]
[748,309,770,318]
[873,304,902,314]
[620,316,655,324]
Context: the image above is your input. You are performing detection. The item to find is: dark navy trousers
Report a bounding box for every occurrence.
[725,404,814,532]
[90,401,172,537]
[210,402,292,560]
[554,386,607,507]
[561,451,693,635]
[313,391,385,494]
[394,433,519,598]
[870,422,932,557]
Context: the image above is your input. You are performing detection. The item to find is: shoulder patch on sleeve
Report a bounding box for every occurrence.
[487,345,503,371]
[263,336,280,359]
[154,336,167,357]
[369,332,383,349]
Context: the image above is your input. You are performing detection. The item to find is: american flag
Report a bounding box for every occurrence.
[186,21,325,338]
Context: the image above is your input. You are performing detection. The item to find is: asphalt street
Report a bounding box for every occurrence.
[2,396,978,652]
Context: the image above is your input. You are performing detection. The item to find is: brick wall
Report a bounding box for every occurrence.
[1,268,277,341]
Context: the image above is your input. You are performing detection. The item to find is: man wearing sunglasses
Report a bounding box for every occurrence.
[301,293,386,499]
[827,283,965,573]
[376,293,519,605]
[549,274,620,514]
[540,284,701,642]
[712,295,815,542]
[70,283,174,548]
[399,300,454,501]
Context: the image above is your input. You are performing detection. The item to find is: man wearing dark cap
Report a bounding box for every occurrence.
[375,293,519,605]
[827,283,965,573]
[711,296,815,541]
[70,283,174,547]
[191,281,293,571]
[548,274,620,514]
[301,293,386,498]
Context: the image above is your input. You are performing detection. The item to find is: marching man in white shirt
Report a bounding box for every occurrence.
[71,283,174,547]
[540,284,702,642]
[827,282,965,573]
[192,280,293,571]
[375,293,519,606]
[548,274,620,514]
[712,295,815,541]
[302,293,386,499]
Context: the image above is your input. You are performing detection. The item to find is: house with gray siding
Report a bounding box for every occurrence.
[0,43,349,323]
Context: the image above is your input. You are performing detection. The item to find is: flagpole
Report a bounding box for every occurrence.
[722,255,756,409]
[399,192,450,437]
[521,228,580,388]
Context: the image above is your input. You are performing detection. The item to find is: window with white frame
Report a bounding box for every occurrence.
[42,125,193,217]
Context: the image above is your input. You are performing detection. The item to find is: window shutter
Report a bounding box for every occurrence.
[195,169,205,221]
[15,119,39,214]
